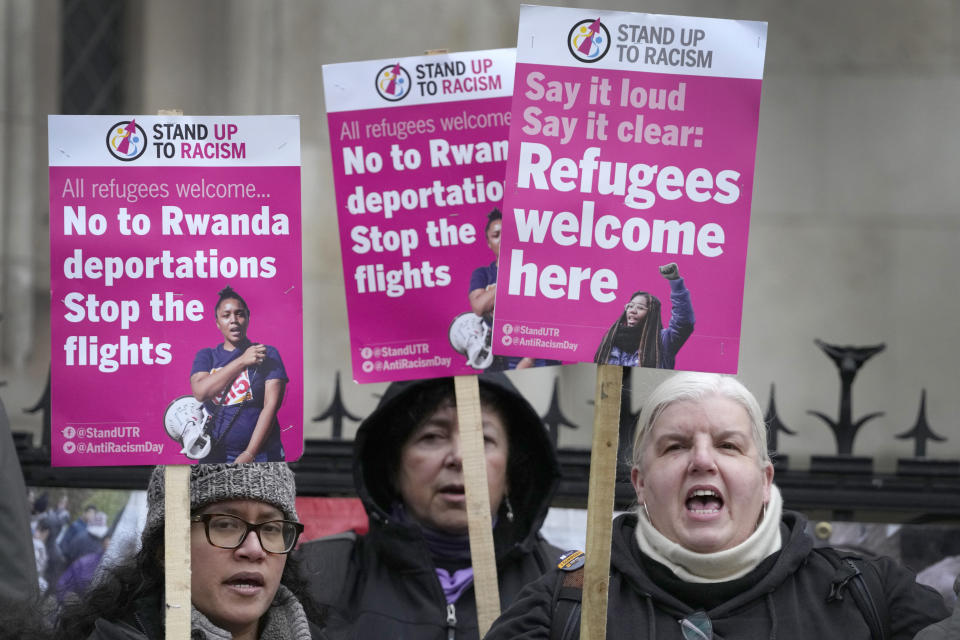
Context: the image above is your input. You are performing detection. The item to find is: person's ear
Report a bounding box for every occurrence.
[631,466,644,504]
[761,461,774,503]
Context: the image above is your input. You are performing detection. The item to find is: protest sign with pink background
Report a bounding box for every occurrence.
[325,49,538,383]
[492,7,767,373]
[49,115,302,466]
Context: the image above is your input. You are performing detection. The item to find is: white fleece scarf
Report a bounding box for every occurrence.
[635,483,783,583]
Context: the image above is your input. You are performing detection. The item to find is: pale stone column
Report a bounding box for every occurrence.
[0,0,59,367]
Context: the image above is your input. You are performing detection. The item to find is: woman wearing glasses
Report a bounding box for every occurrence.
[55,463,328,639]
[486,373,948,639]
[593,262,694,369]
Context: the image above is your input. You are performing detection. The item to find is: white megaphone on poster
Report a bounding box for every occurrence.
[448,312,494,370]
[163,396,213,460]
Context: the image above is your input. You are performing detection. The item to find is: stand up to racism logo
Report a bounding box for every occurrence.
[374,63,412,101]
[567,17,610,63]
[105,119,148,161]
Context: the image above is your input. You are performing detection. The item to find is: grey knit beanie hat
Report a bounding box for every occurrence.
[143,463,298,543]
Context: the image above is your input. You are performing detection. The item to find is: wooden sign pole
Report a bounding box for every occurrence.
[164,465,191,638]
[158,108,191,640]
[454,374,501,636]
[422,44,501,636]
[580,364,623,640]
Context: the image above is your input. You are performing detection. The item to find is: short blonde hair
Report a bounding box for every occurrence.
[631,372,769,472]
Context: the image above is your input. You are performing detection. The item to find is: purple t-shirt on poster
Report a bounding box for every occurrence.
[191,341,287,462]
[469,261,498,293]
[469,261,498,325]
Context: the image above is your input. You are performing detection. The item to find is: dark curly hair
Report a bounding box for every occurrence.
[214,286,249,314]
[484,208,502,235]
[53,525,165,639]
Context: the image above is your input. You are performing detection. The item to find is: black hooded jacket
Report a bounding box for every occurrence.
[82,590,330,640]
[485,510,949,640]
[298,373,562,640]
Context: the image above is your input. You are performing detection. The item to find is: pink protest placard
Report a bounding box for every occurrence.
[493,7,767,373]
[48,115,302,467]
[325,49,556,383]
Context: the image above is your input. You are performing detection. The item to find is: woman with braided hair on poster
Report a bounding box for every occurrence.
[593,262,695,369]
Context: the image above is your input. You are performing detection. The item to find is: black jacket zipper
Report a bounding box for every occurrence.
[446,602,457,640]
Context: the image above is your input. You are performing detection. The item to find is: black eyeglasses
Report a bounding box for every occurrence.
[190,513,303,554]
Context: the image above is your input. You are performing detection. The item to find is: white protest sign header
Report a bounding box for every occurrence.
[517,5,766,79]
[324,48,516,112]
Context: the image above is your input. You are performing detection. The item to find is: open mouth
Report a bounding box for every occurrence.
[224,573,264,593]
[439,484,465,494]
[685,488,724,515]
[438,485,466,500]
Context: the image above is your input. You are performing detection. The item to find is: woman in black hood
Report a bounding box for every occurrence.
[298,372,561,639]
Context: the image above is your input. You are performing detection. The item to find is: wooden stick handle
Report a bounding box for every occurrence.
[580,364,623,640]
[454,375,501,635]
[157,109,190,640]
[164,465,191,639]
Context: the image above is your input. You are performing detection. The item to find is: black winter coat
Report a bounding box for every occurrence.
[0,397,38,604]
[83,591,329,640]
[83,594,163,640]
[913,576,960,640]
[298,373,563,640]
[485,511,949,640]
